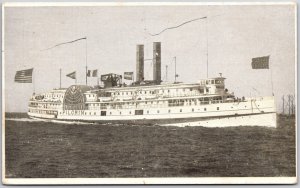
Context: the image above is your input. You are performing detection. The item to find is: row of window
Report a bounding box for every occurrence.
[200,79,224,85]
[86,88,201,98]
[85,100,224,110]
[29,109,57,115]
[29,103,61,108]
[59,107,224,116]
[87,97,223,106]
[44,94,63,98]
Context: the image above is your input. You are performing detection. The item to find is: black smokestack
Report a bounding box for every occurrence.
[136,44,144,82]
[153,42,161,84]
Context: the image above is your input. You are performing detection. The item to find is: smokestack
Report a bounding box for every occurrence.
[153,42,161,84]
[136,45,144,82]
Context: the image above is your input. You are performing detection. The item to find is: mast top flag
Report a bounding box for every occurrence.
[14,68,34,83]
[66,71,76,79]
[124,72,134,80]
[251,56,270,69]
[251,55,273,95]
[87,69,98,77]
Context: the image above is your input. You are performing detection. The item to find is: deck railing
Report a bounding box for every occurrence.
[86,100,227,110]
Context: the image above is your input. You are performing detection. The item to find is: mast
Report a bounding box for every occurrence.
[269,55,274,96]
[96,69,98,86]
[206,17,209,78]
[59,68,62,88]
[85,65,88,85]
[85,37,88,85]
[174,56,177,83]
[166,65,168,82]
[33,69,35,94]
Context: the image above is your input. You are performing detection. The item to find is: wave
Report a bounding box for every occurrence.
[5,117,94,125]
[5,117,193,127]
[4,117,209,128]
[50,119,94,125]
[5,118,43,122]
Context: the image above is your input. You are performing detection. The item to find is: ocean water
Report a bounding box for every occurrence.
[5,113,295,178]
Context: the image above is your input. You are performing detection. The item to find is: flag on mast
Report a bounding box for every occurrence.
[124,72,133,80]
[87,70,91,77]
[87,69,98,77]
[92,70,98,77]
[14,68,34,83]
[66,71,76,79]
[251,56,269,69]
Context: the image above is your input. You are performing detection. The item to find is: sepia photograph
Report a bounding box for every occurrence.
[2,2,297,184]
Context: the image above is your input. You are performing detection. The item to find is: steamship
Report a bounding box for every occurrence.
[27,42,277,127]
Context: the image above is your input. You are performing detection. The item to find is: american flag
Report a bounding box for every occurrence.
[14,68,33,83]
[252,56,270,69]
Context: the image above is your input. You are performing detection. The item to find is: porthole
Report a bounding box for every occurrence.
[217,107,219,110]
[180,109,182,112]
[192,108,194,112]
[204,108,207,111]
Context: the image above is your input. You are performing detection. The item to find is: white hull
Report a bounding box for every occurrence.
[162,113,277,128]
[28,96,277,128]
[29,112,277,128]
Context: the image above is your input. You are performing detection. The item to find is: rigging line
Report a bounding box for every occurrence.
[252,87,261,96]
[148,16,207,36]
[41,37,87,51]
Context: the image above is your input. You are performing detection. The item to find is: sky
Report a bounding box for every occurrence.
[4,3,296,112]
